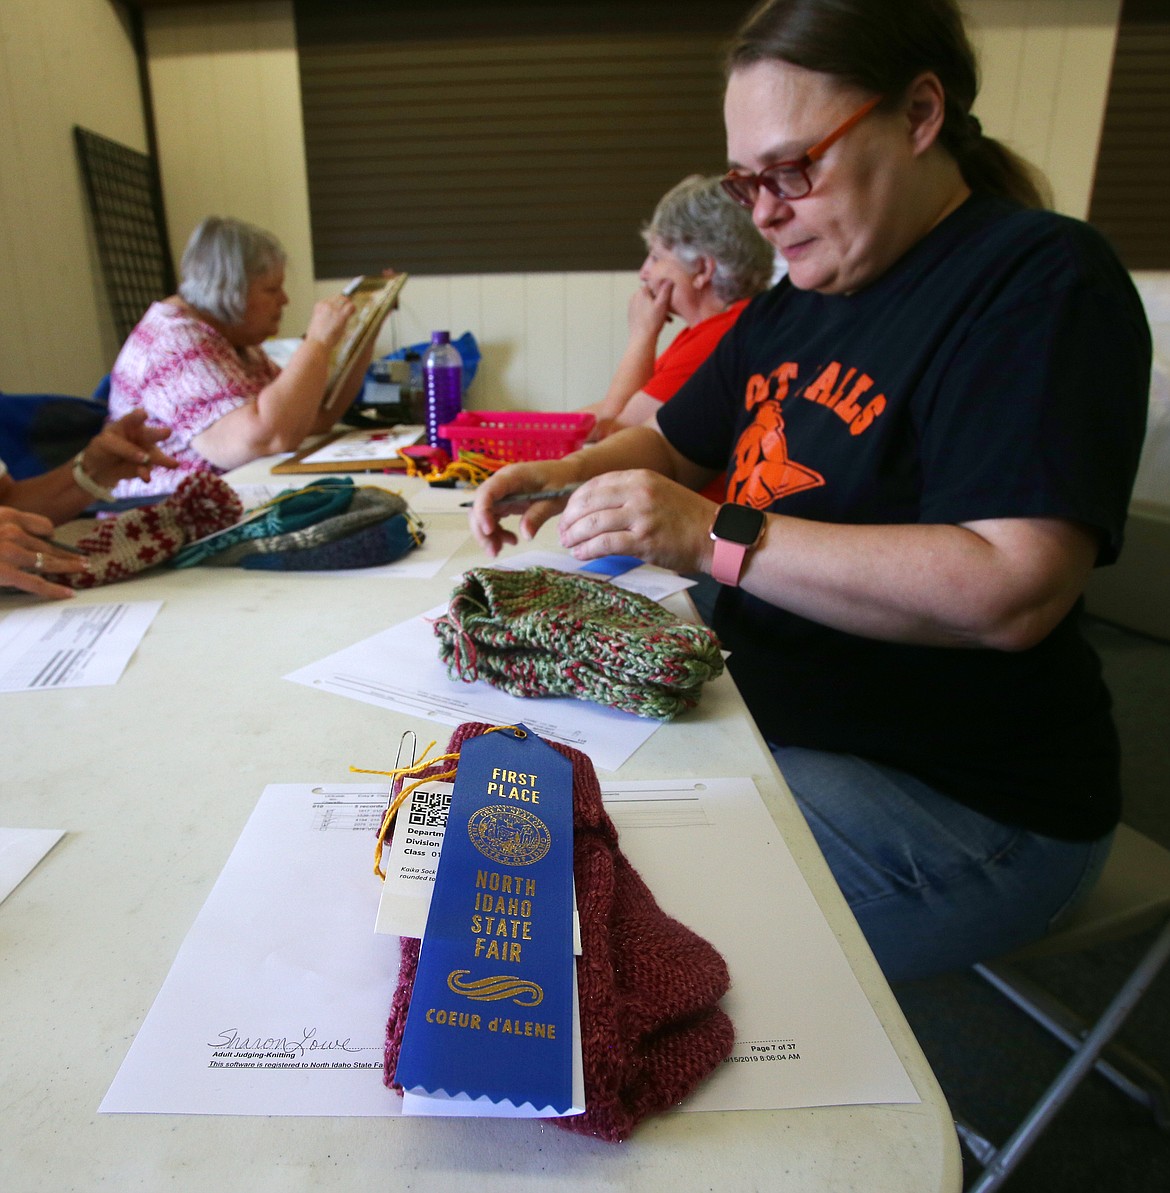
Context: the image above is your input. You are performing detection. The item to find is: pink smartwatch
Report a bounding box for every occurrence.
[709,502,766,587]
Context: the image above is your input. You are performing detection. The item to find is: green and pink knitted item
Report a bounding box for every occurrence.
[382,722,735,1141]
[433,566,724,720]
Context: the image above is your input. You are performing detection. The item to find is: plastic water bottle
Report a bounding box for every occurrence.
[423,331,463,453]
[404,350,424,423]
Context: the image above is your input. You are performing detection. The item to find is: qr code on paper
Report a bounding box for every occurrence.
[408,788,451,828]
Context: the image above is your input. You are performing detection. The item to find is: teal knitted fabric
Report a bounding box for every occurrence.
[204,488,411,566]
[170,477,357,568]
[241,510,423,570]
[433,566,724,720]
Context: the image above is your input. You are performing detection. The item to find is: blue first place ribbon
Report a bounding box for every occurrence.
[394,725,576,1112]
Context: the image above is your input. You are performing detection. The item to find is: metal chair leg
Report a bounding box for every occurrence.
[975,959,1170,1128]
[964,919,1170,1193]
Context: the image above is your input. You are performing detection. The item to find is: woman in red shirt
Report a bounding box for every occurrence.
[586,174,776,441]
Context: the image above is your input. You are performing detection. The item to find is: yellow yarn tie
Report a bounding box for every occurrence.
[399,449,507,487]
[353,725,525,879]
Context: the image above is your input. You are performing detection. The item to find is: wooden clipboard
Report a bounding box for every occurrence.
[321,272,409,412]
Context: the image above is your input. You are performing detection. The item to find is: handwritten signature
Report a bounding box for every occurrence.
[207,1027,369,1057]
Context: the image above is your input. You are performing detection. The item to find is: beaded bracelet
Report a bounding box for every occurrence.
[71,452,115,502]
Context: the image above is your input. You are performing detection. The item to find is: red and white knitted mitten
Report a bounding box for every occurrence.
[383,722,734,1140]
[46,472,243,588]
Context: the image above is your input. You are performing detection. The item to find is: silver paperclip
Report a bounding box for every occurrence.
[393,729,418,774]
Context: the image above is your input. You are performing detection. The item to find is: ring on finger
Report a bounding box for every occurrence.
[34,551,44,572]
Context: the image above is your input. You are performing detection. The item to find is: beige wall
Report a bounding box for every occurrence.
[0,0,147,395]
[965,0,1121,218]
[0,0,1123,406]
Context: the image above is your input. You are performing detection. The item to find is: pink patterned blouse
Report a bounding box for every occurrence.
[108,301,280,497]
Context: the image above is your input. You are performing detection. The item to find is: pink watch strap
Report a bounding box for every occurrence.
[711,537,750,586]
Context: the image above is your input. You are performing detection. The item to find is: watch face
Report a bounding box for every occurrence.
[712,502,765,546]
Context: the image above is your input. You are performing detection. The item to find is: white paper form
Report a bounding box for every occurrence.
[409,485,483,515]
[102,779,916,1118]
[0,828,65,905]
[0,601,162,692]
[604,779,919,1112]
[284,608,660,772]
[297,428,422,465]
[230,482,294,510]
[100,784,402,1116]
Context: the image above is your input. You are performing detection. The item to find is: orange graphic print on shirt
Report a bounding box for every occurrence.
[727,360,887,510]
[729,362,824,510]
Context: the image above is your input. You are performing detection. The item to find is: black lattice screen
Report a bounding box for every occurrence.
[74,126,174,344]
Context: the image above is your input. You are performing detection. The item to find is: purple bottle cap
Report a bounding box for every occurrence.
[430,330,450,345]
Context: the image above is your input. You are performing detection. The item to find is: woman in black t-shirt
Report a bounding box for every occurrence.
[467,0,1151,982]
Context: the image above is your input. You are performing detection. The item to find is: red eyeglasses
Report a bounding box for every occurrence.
[721,95,883,207]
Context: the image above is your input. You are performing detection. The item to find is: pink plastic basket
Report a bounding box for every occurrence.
[438,410,596,462]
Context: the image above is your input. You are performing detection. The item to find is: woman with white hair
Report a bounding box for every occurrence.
[108,216,382,497]
[586,174,774,439]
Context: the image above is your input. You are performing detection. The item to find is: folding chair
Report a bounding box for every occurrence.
[956,823,1170,1192]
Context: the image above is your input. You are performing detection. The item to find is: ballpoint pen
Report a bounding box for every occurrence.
[460,483,581,508]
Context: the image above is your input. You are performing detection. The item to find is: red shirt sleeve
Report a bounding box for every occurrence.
[641,300,749,403]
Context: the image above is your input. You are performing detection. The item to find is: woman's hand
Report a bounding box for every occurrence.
[627,281,674,341]
[0,508,87,599]
[557,470,717,574]
[81,409,178,489]
[304,294,356,351]
[469,460,584,557]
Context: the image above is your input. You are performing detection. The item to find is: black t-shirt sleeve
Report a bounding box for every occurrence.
[914,237,1149,564]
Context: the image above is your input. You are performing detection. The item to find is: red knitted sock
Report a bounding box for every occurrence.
[47,473,242,588]
[383,722,734,1140]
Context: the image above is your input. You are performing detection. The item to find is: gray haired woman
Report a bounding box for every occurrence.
[586,175,775,439]
[107,216,385,497]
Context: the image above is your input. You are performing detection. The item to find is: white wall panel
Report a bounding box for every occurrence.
[518,274,568,410]
[475,274,530,409]
[562,273,617,413]
[966,0,1121,218]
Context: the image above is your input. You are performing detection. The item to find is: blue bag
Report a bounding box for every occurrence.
[376,331,480,393]
[0,379,110,479]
